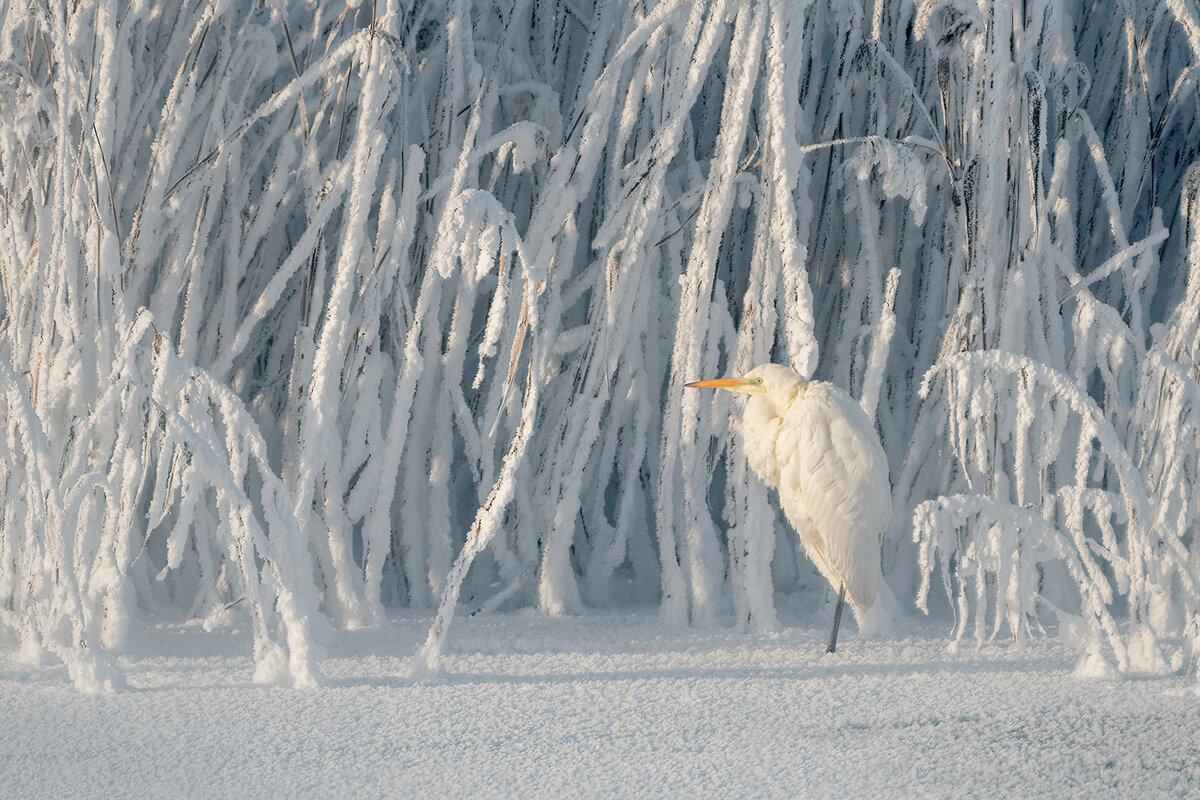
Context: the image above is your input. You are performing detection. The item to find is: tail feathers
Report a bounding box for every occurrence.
[852,579,897,639]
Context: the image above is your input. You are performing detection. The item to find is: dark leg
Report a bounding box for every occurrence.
[826,583,846,654]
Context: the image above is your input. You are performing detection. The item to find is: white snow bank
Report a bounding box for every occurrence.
[2,609,1197,799]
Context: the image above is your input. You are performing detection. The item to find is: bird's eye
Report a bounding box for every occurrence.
[756,377,763,384]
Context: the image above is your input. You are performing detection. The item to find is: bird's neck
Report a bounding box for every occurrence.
[755,383,803,420]
[741,393,791,489]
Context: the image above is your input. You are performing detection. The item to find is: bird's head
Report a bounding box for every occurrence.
[685,363,806,399]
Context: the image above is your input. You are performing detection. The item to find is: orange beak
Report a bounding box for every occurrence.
[685,377,751,389]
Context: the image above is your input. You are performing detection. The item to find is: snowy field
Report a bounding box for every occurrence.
[4,605,1198,799]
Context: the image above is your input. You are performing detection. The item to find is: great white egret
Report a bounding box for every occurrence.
[687,363,892,652]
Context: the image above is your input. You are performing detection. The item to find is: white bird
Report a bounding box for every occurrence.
[687,363,892,652]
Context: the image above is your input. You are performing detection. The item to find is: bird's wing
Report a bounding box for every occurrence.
[774,383,890,608]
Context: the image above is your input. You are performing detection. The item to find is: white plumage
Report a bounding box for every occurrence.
[687,363,892,650]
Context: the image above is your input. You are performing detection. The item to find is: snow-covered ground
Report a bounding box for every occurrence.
[4,604,1197,799]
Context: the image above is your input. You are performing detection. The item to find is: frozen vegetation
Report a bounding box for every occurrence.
[1,0,1200,755]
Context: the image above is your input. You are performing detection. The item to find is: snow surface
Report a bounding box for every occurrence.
[3,604,1198,799]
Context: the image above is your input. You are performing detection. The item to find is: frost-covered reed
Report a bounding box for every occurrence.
[1,0,1198,689]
